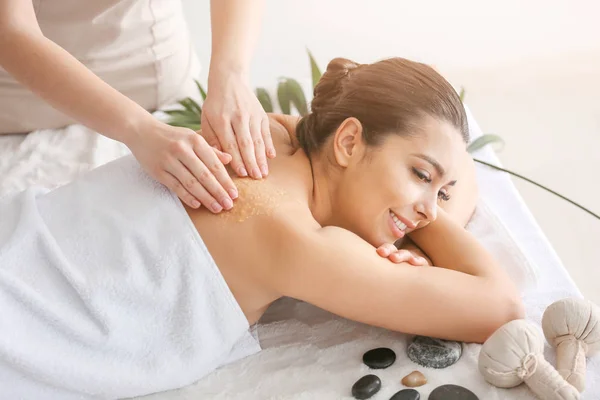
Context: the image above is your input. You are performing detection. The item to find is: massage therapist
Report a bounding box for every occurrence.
[0,0,272,212]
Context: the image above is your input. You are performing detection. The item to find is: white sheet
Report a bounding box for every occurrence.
[0,108,597,400]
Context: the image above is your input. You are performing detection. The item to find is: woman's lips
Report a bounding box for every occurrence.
[388,211,406,239]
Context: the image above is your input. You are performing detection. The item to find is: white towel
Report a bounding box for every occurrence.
[0,155,260,399]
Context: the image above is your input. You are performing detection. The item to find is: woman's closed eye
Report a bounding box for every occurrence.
[412,167,451,202]
[438,189,451,202]
[412,167,431,183]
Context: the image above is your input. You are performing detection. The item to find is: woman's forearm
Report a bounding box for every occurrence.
[409,209,512,284]
[208,0,265,79]
[0,28,156,143]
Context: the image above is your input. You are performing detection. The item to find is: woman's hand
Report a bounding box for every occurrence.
[127,120,239,213]
[376,243,430,266]
[201,73,276,180]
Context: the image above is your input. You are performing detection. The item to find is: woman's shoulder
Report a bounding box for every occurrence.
[267,113,301,150]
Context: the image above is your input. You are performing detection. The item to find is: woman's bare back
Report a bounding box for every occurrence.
[184,116,311,324]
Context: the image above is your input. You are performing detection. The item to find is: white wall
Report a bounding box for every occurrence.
[182,0,600,88]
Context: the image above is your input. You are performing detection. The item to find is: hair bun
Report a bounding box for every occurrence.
[311,58,360,114]
[325,57,360,78]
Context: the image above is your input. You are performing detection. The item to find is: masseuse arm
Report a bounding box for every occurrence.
[0,0,236,212]
[278,216,524,343]
[201,0,275,180]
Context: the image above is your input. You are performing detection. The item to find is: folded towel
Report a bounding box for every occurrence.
[0,155,260,399]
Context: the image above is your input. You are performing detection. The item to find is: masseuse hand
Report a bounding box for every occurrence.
[128,120,238,213]
[201,72,276,180]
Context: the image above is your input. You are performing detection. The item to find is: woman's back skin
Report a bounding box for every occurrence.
[186,115,315,324]
[185,114,524,344]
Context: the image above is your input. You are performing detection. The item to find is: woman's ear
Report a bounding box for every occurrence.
[332,117,364,168]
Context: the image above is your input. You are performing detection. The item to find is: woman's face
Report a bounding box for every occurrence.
[329,116,466,247]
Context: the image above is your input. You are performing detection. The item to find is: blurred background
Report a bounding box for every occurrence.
[182,0,600,302]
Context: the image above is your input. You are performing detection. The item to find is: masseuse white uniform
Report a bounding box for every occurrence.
[0,1,261,398]
[0,0,200,134]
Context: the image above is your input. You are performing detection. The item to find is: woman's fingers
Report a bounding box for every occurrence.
[376,243,397,258]
[399,251,429,266]
[377,245,428,266]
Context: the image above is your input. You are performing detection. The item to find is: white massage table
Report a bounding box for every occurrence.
[0,107,597,399]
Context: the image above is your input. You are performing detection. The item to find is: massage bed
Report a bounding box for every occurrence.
[1,107,597,399]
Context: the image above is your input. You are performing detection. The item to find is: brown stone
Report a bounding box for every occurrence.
[401,370,427,387]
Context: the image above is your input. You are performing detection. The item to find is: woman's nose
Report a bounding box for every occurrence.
[415,198,438,223]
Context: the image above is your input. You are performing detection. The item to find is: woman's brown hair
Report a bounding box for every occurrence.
[296,57,469,156]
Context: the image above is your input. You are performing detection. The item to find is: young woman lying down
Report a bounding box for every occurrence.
[0,57,524,399]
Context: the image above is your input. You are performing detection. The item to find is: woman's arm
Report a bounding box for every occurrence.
[0,1,236,212]
[276,221,523,343]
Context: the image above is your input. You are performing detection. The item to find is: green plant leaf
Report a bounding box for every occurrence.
[467,134,505,153]
[170,121,201,130]
[307,49,322,89]
[164,107,201,128]
[459,87,466,102]
[177,99,194,113]
[473,158,600,220]
[277,78,308,116]
[195,80,207,101]
[178,98,202,116]
[163,109,199,120]
[277,80,291,115]
[256,88,274,113]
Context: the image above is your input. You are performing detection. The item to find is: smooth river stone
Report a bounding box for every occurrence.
[389,388,421,400]
[363,347,396,369]
[428,384,479,400]
[352,374,382,399]
[407,336,462,369]
[401,370,427,387]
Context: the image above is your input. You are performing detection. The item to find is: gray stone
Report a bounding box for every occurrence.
[390,388,420,400]
[428,384,478,400]
[407,336,462,369]
[363,347,396,369]
[351,374,381,399]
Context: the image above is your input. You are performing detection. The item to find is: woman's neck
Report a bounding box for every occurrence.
[306,154,339,227]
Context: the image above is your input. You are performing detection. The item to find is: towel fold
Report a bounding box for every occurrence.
[0,155,260,399]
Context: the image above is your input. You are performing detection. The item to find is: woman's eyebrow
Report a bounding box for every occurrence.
[411,153,445,177]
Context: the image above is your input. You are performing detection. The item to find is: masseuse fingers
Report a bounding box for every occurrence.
[262,116,276,159]
[159,171,203,210]
[233,115,262,179]
[199,114,222,151]
[214,117,249,179]
[167,160,225,213]
[250,117,268,177]
[188,136,238,208]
